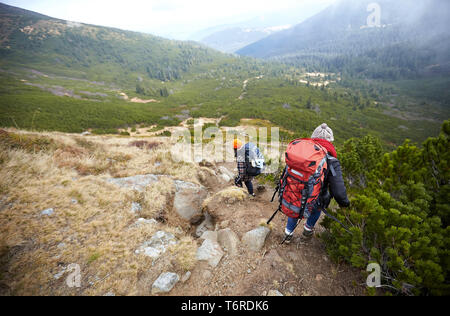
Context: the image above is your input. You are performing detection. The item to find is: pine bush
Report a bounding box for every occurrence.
[322,120,449,295]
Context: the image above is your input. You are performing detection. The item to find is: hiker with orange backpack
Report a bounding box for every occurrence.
[267,123,350,244]
[233,139,265,197]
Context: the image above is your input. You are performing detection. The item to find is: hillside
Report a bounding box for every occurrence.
[0,127,366,296]
[237,0,450,79]
[0,120,447,296]
[0,2,231,85]
[200,26,288,54]
[0,2,447,147]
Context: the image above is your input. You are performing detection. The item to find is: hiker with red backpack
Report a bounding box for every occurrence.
[267,123,350,244]
[233,139,265,197]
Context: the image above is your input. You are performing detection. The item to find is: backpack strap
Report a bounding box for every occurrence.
[326,154,337,177]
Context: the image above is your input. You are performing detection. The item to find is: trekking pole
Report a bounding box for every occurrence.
[322,208,353,235]
[270,185,279,202]
[266,206,281,225]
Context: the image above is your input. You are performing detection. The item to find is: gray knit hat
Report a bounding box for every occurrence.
[311,123,334,142]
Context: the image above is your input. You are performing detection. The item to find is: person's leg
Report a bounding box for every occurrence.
[284,216,299,244]
[285,217,299,235]
[244,180,254,195]
[305,208,322,230]
[303,207,322,238]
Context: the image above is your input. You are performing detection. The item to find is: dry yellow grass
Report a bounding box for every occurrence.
[202,186,247,210]
[0,129,202,296]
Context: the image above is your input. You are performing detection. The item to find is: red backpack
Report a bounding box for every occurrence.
[267,138,352,242]
[268,139,328,223]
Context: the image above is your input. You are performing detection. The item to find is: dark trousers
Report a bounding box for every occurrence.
[244,180,253,195]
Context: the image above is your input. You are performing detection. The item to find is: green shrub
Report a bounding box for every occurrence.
[322,121,450,296]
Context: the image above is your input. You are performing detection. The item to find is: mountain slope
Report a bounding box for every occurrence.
[0,2,231,84]
[200,26,290,54]
[237,0,450,73]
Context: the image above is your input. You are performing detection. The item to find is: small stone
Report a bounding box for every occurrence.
[103,292,115,296]
[131,202,142,213]
[315,274,324,281]
[268,290,283,296]
[181,271,191,283]
[41,208,54,216]
[57,243,66,249]
[152,272,180,294]
[71,199,78,204]
[247,269,251,274]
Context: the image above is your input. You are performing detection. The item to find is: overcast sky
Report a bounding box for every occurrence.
[2,0,337,39]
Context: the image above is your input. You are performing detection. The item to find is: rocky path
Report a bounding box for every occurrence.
[169,162,365,296]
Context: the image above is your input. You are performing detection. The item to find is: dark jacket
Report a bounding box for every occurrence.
[323,157,350,208]
[310,138,350,208]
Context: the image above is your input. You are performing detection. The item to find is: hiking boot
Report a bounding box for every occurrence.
[249,193,256,198]
[284,233,294,244]
[301,227,314,240]
[284,229,294,244]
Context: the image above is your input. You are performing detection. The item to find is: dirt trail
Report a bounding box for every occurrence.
[171,162,365,296]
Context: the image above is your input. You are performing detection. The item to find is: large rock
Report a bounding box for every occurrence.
[135,231,177,259]
[152,272,180,294]
[173,180,207,223]
[196,239,224,268]
[108,174,159,192]
[242,226,271,252]
[218,228,240,256]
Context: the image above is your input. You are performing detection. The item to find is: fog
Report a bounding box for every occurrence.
[1,0,336,39]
